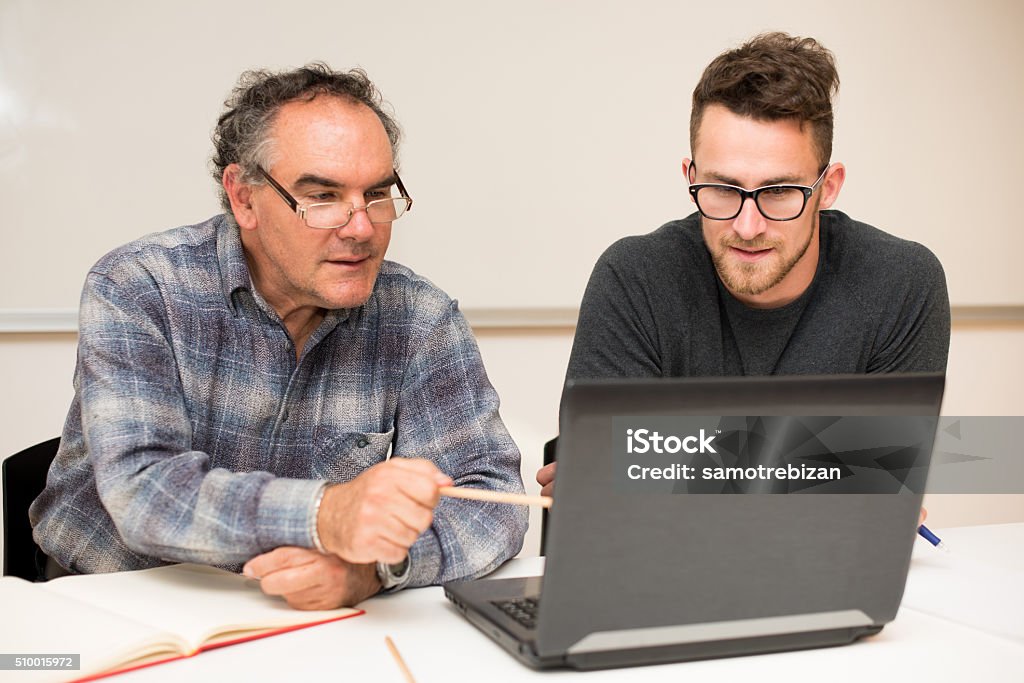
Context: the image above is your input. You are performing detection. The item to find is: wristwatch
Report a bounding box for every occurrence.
[375,555,411,592]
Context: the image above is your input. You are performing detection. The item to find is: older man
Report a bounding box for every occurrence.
[31,64,527,608]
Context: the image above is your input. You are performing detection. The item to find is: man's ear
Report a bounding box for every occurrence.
[818,162,846,210]
[223,164,257,230]
[681,158,696,203]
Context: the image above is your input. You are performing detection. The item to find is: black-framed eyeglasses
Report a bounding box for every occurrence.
[688,164,830,221]
[256,166,413,229]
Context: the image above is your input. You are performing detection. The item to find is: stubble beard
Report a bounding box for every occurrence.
[709,220,816,297]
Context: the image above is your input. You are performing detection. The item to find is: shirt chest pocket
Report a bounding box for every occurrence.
[312,429,395,482]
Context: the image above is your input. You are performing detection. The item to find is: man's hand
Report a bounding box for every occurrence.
[318,458,452,565]
[243,546,380,610]
[537,462,557,498]
[919,506,928,526]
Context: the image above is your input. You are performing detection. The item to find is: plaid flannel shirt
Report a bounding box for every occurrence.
[30,214,527,586]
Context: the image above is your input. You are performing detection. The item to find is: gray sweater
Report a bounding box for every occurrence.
[566,211,950,380]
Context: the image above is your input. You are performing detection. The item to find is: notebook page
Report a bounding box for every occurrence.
[41,563,359,652]
[0,576,185,682]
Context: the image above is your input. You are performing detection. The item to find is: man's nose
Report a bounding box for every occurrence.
[336,206,375,241]
[731,196,768,241]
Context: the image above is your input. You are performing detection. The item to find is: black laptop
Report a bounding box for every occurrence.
[444,373,945,670]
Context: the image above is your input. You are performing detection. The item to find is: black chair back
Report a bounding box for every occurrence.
[3,437,60,580]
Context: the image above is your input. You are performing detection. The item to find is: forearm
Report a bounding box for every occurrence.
[96,455,324,564]
[401,413,528,585]
[406,497,528,587]
[394,297,529,585]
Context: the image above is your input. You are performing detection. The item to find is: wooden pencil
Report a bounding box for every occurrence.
[439,486,553,508]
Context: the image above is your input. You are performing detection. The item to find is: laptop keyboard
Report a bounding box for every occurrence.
[492,597,540,630]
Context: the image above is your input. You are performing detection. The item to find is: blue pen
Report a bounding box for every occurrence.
[918,524,947,551]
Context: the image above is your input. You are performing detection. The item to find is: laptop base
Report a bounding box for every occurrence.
[446,577,883,670]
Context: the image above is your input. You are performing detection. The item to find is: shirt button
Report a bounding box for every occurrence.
[281,410,290,421]
[356,437,369,448]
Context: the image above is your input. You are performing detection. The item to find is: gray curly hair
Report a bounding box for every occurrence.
[210,63,402,212]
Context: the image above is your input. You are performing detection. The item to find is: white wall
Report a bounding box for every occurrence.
[2,0,1023,311]
[3,323,1023,563]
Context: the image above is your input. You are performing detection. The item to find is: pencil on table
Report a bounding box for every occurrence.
[385,636,416,683]
[439,486,553,508]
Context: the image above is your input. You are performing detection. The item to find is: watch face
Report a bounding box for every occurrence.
[377,556,410,589]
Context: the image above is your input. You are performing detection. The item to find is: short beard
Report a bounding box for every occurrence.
[709,220,816,297]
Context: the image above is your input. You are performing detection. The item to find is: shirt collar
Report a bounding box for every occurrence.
[215,213,253,313]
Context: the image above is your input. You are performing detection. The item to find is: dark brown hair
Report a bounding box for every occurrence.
[690,32,839,168]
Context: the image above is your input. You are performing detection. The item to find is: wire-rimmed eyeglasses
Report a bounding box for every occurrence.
[257,166,413,229]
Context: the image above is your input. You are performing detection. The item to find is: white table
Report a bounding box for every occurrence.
[119,524,1024,682]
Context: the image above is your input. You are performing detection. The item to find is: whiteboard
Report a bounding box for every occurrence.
[1,0,1021,312]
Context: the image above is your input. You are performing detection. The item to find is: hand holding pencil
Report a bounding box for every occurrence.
[316,458,551,568]
[246,460,548,611]
[316,458,453,565]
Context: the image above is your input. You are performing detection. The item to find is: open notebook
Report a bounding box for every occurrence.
[0,563,362,682]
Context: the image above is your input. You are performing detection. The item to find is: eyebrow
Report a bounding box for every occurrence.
[702,170,805,187]
[292,172,397,192]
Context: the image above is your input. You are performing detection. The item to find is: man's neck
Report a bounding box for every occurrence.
[280,307,327,360]
[240,234,326,359]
